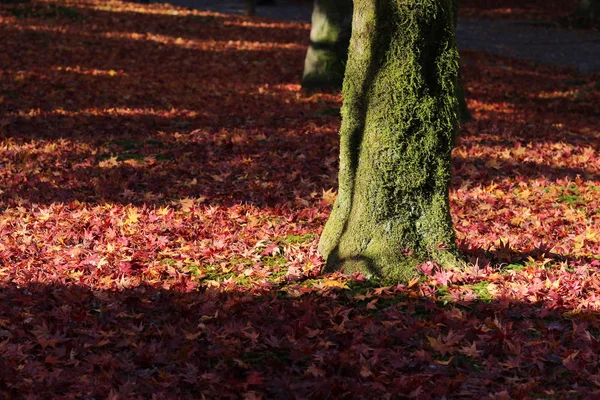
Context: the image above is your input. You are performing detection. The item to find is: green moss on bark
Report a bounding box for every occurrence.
[318,0,462,282]
[302,0,353,89]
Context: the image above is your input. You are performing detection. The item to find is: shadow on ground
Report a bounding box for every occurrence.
[0,279,598,398]
[1,4,599,209]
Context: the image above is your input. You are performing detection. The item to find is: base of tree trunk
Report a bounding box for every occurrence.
[574,0,600,19]
[318,0,462,282]
[302,46,347,89]
[244,0,256,16]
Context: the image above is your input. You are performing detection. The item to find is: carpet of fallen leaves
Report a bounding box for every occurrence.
[0,0,599,398]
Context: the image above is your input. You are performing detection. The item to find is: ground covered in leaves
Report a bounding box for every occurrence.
[1,0,600,398]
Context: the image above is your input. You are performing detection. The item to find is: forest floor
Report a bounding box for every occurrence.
[0,0,600,398]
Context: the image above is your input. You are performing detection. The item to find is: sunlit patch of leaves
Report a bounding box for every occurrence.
[0,0,599,397]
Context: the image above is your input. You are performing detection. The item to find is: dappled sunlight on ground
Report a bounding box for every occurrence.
[0,0,599,397]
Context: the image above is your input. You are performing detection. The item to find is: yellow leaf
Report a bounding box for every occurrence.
[574,233,586,252]
[322,188,337,205]
[157,206,171,216]
[407,277,420,288]
[360,366,372,377]
[485,159,502,170]
[125,208,139,225]
[513,146,527,157]
[434,356,454,366]
[178,197,195,212]
[99,156,119,168]
[184,331,203,340]
[320,279,349,290]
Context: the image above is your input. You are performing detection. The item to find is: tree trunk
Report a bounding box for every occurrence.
[318,0,461,281]
[574,0,600,19]
[244,0,256,16]
[302,0,353,89]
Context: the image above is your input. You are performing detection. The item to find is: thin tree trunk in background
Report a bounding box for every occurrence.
[318,0,461,281]
[575,0,600,19]
[244,0,256,16]
[302,0,353,89]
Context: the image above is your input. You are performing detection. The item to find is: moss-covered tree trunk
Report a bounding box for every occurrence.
[302,0,353,89]
[318,0,461,281]
[574,0,600,19]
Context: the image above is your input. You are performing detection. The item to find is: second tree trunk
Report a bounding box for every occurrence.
[302,0,353,89]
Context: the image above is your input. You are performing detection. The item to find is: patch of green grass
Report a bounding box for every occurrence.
[558,194,585,207]
[117,153,144,161]
[469,282,494,303]
[267,267,288,283]
[182,257,289,286]
[278,233,317,245]
[557,184,586,207]
[501,263,526,273]
[101,139,172,162]
[145,139,165,147]
[346,280,378,297]
[110,139,141,151]
[197,265,236,281]
[257,216,285,225]
[436,285,451,301]
[263,255,286,267]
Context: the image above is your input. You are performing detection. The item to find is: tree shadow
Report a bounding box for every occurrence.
[0,115,338,206]
[1,2,599,398]
[0,278,598,398]
[454,155,599,184]
[1,0,308,45]
[0,2,339,207]
[1,26,306,115]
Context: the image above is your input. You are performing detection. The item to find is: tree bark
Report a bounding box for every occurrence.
[244,0,256,16]
[318,0,461,281]
[574,0,600,19]
[302,0,353,89]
